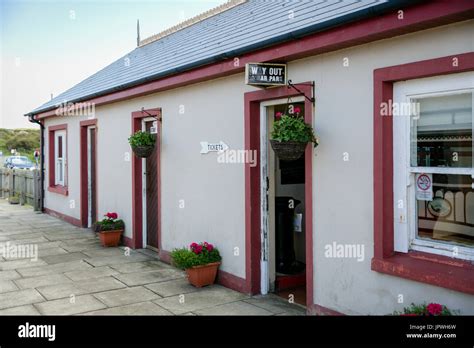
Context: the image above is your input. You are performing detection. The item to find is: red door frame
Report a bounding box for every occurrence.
[130,108,162,249]
[244,83,314,309]
[80,119,98,228]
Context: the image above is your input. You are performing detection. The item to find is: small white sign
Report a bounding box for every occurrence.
[150,121,158,134]
[416,173,433,201]
[200,141,229,154]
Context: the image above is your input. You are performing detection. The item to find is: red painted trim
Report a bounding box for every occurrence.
[244,83,314,309]
[372,52,474,294]
[35,1,474,120]
[158,249,171,264]
[44,207,81,227]
[216,270,247,293]
[131,108,162,249]
[307,304,345,316]
[80,119,98,228]
[122,236,134,248]
[275,273,306,291]
[48,124,68,196]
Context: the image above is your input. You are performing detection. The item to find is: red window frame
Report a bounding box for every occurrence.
[372,52,474,295]
[48,124,68,195]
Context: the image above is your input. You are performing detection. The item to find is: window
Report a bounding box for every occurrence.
[394,72,474,260]
[55,131,66,186]
[48,125,68,195]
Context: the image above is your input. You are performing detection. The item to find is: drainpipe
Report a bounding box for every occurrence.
[27,114,44,212]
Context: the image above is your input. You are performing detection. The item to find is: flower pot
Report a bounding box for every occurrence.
[270,140,307,161]
[98,229,123,247]
[185,262,221,287]
[131,145,155,158]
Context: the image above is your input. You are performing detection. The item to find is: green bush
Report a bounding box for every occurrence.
[271,115,318,146]
[128,131,155,147]
[171,242,221,269]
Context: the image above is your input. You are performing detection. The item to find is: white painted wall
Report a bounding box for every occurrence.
[43,19,474,314]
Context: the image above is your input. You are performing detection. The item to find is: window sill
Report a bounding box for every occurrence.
[371,251,474,295]
[48,185,68,196]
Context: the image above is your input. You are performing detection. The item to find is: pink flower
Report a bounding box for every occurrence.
[193,245,203,254]
[427,303,443,316]
[294,107,301,114]
[105,212,118,219]
[275,112,282,120]
[204,243,214,252]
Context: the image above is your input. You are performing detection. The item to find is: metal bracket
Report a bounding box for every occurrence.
[141,107,162,122]
[287,80,315,105]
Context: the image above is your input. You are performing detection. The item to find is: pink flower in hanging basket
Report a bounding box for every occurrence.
[294,106,301,114]
[275,112,283,120]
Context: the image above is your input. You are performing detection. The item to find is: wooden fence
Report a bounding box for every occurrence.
[0,168,41,211]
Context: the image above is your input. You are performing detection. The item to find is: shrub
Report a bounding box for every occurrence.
[94,212,125,232]
[271,114,318,146]
[171,242,221,269]
[394,303,458,316]
[128,131,155,147]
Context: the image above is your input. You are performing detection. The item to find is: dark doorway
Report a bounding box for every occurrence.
[145,121,159,249]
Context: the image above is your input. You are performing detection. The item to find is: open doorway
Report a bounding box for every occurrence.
[80,119,97,228]
[261,98,307,306]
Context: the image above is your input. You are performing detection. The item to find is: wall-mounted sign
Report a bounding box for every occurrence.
[200,141,229,154]
[245,63,287,87]
[416,173,433,201]
[150,121,158,134]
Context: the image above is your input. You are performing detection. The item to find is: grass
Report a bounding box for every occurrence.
[0,128,40,162]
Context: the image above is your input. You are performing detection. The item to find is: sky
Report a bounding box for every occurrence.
[0,0,226,129]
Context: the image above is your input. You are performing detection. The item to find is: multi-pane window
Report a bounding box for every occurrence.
[393,72,474,260]
[54,130,66,186]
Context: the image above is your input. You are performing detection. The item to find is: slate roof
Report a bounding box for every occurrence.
[28,0,405,115]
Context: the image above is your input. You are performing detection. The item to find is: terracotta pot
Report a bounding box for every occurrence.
[185,262,221,287]
[98,229,123,247]
[270,140,307,161]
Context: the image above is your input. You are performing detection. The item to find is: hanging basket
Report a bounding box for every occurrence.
[131,145,155,158]
[270,140,307,161]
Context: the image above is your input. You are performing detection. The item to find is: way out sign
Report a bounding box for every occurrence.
[415,173,433,201]
[245,63,287,87]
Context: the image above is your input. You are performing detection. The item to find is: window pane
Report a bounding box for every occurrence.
[417,174,474,247]
[411,93,472,168]
[58,136,63,158]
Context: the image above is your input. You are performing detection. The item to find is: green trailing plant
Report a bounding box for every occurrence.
[394,302,458,316]
[171,242,221,269]
[271,114,318,147]
[94,212,125,232]
[128,131,156,147]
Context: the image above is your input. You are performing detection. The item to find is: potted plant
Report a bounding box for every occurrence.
[270,107,318,161]
[128,130,156,158]
[94,212,125,247]
[394,302,458,316]
[170,242,222,287]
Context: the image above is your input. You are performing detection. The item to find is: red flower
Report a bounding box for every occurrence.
[193,245,203,254]
[275,112,282,120]
[207,243,214,252]
[294,107,301,114]
[427,303,443,316]
[106,212,118,219]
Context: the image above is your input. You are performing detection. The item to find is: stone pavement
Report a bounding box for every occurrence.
[0,199,306,316]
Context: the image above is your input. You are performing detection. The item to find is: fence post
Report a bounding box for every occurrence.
[8,169,14,200]
[0,168,3,199]
[33,170,41,211]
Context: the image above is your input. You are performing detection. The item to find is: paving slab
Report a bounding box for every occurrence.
[0,259,47,271]
[145,278,201,297]
[84,253,153,267]
[113,269,185,286]
[195,301,273,316]
[37,277,126,300]
[0,270,21,281]
[0,289,45,309]
[83,301,172,315]
[93,286,161,307]
[243,295,306,315]
[0,280,19,293]
[17,260,92,278]
[0,304,41,315]
[40,252,89,265]
[14,273,72,289]
[109,260,173,274]
[153,286,248,315]
[35,294,106,315]
[64,266,118,281]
